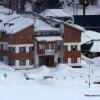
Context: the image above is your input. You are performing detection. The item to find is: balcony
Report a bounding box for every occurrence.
[45,49,54,55]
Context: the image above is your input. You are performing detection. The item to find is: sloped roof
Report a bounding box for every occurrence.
[90,41,100,52]
[0,14,34,34]
[82,30,100,44]
[34,19,59,32]
[40,9,72,18]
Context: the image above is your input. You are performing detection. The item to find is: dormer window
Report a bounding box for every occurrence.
[0,20,2,23]
[9,23,14,27]
[4,23,9,27]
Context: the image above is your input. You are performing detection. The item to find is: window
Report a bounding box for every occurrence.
[19,47,26,53]
[39,44,44,49]
[55,24,60,28]
[64,45,68,51]
[29,59,33,65]
[58,45,60,51]
[0,53,3,61]
[63,58,68,63]
[0,44,3,49]
[29,46,34,52]
[51,44,54,49]
[8,60,15,66]
[8,47,15,53]
[19,60,26,66]
[71,45,77,51]
[58,57,61,63]
[71,58,77,63]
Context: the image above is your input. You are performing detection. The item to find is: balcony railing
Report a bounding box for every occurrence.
[45,49,54,55]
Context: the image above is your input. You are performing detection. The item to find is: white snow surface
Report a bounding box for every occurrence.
[90,41,100,52]
[34,19,59,32]
[0,4,100,100]
[0,14,34,34]
[0,6,12,14]
[40,9,72,17]
[0,57,100,100]
[82,30,100,44]
[90,57,100,67]
[35,36,63,42]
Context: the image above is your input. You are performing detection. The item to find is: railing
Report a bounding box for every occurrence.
[45,49,54,55]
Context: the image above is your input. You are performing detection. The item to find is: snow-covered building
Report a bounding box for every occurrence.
[40,9,73,23]
[0,14,82,69]
[0,14,34,69]
[81,30,100,58]
[32,16,82,67]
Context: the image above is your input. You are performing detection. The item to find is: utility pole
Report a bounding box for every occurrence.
[82,0,89,15]
[83,0,86,15]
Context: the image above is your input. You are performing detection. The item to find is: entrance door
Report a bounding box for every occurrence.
[39,56,54,67]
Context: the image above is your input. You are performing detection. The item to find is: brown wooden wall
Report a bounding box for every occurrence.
[64,51,81,58]
[7,26,34,44]
[64,24,81,42]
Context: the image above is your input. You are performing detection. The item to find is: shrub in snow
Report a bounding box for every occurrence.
[3,74,7,78]
[44,76,53,80]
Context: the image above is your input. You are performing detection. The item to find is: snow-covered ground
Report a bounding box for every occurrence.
[0,56,100,100]
[0,4,100,100]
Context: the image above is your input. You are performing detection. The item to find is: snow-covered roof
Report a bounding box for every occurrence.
[82,30,100,44]
[0,14,20,23]
[35,36,63,42]
[34,20,59,32]
[0,14,34,34]
[40,9,72,18]
[90,41,100,52]
[65,22,84,32]
[0,5,12,14]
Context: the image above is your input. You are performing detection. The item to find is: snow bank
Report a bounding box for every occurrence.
[91,57,100,67]
[0,61,14,71]
[25,65,50,80]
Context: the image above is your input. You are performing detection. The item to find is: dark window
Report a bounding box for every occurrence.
[8,60,15,66]
[29,59,33,65]
[58,57,61,63]
[29,46,34,52]
[51,44,54,49]
[19,47,26,53]
[63,58,68,63]
[71,45,77,51]
[55,24,60,27]
[39,44,44,49]
[64,46,68,51]
[19,60,26,66]
[8,47,15,53]
[58,45,60,51]
[0,44,3,49]
[0,53,3,61]
[71,58,77,63]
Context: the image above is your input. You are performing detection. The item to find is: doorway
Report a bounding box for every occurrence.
[39,55,54,67]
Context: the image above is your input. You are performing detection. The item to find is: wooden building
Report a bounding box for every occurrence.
[0,14,34,69]
[0,14,82,69]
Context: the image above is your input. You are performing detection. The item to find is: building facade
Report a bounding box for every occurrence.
[0,14,82,69]
[0,15,34,69]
